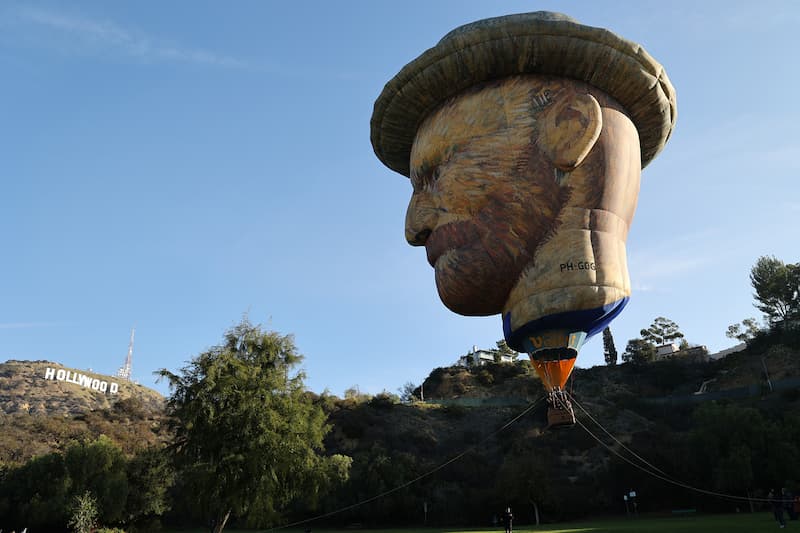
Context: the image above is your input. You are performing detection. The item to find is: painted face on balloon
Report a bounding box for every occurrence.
[406,77,572,316]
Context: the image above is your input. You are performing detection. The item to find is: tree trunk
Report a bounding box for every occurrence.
[212,510,231,533]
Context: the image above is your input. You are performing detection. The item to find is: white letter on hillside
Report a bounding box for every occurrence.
[79,374,93,388]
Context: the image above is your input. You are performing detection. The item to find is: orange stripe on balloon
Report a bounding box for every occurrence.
[531,358,577,391]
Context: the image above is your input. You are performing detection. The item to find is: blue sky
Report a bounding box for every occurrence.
[1,0,798,397]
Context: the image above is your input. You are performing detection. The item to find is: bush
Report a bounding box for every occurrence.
[747,324,800,352]
[780,388,800,402]
[442,404,467,418]
[477,369,494,386]
[368,392,398,410]
[68,491,98,533]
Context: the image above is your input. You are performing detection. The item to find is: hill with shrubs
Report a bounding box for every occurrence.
[0,359,169,463]
[0,326,798,529]
[318,327,799,526]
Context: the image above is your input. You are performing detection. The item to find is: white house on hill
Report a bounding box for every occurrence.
[458,345,516,366]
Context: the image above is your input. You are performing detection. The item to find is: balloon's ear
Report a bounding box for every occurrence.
[538,92,602,171]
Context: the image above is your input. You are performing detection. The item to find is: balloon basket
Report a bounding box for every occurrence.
[546,389,576,429]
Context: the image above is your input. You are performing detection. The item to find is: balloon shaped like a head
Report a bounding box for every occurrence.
[371,12,676,390]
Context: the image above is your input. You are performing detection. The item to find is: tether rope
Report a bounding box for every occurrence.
[265,395,545,531]
[562,391,784,505]
[569,394,671,477]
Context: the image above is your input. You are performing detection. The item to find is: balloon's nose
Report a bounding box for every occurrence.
[405,192,438,246]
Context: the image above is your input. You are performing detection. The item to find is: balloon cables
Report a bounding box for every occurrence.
[265,395,545,531]
[564,391,779,504]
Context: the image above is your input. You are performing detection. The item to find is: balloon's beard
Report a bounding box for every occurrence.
[423,174,568,318]
[430,223,532,316]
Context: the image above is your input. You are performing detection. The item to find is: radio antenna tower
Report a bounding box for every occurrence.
[116,328,134,381]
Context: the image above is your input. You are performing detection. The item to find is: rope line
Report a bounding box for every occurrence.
[568,393,671,478]
[265,395,545,531]
[564,391,781,504]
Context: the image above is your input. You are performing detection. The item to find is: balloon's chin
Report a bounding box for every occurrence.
[433,253,511,317]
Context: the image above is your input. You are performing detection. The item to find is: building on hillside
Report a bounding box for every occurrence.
[655,343,710,362]
[457,345,516,367]
[708,343,746,361]
[655,343,679,360]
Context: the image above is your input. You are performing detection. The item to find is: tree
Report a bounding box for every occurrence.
[621,338,656,364]
[494,339,518,360]
[602,327,618,365]
[726,317,761,343]
[399,382,418,403]
[344,385,371,403]
[750,256,800,325]
[640,317,685,346]
[125,447,174,523]
[64,436,129,524]
[0,451,71,528]
[158,319,348,533]
[495,451,558,525]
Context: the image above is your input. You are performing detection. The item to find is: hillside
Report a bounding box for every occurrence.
[418,338,800,401]
[0,336,798,525]
[320,338,800,525]
[0,359,170,463]
[0,360,164,416]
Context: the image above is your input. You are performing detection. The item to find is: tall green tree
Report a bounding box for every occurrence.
[750,255,800,325]
[158,319,347,533]
[621,338,656,364]
[602,327,618,366]
[640,317,685,346]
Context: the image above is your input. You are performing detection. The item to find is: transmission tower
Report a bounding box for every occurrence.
[116,328,134,381]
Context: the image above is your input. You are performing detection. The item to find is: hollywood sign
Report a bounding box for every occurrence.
[43,367,120,395]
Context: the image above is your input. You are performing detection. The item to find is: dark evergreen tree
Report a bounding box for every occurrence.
[602,327,618,365]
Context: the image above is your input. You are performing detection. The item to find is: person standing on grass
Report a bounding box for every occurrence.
[502,507,513,533]
[770,489,786,528]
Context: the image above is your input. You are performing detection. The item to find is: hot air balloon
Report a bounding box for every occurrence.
[371,12,676,427]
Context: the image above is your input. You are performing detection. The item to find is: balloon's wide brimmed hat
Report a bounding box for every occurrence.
[371,11,677,177]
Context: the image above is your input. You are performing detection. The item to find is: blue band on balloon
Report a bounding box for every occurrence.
[503,297,629,353]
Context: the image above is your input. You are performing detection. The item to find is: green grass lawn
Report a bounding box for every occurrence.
[165,513,794,533]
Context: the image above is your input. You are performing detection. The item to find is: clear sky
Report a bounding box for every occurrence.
[2,0,798,398]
